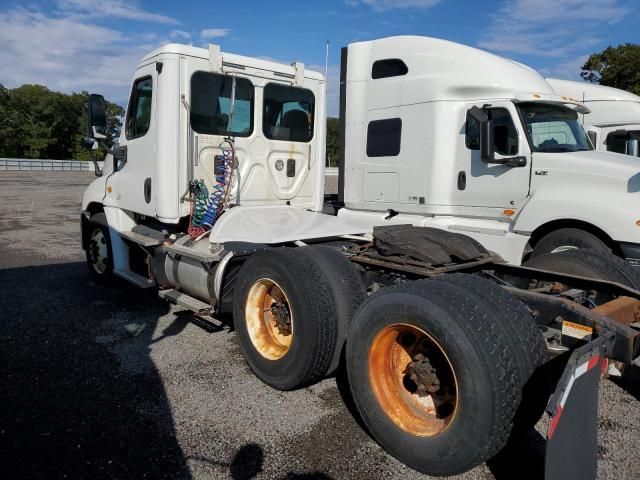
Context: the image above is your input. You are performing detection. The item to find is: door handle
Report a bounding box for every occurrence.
[286,159,296,178]
[144,178,152,204]
[457,171,466,190]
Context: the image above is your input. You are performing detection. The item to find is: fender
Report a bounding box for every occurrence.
[513,151,640,245]
[209,205,367,244]
[81,175,108,212]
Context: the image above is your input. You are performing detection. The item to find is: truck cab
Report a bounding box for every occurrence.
[82,44,367,286]
[336,37,640,265]
[88,44,327,218]
[547,78,640,158]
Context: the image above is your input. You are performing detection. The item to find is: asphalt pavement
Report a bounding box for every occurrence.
[0,172,638,480]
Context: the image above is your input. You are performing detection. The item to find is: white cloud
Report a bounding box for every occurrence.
[490,0,627,23]
[56,0,178,24]
[477,1,630,93]
[346,0,440,10]
[540,55,590,80]
[478,0,628,58]
[200,28,231,40]
[0,7,169,105]
[170,29,191,40]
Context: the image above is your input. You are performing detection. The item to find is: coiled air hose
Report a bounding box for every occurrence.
[188,180,209,238]
[201,153,230,227]
[188,139,236,239]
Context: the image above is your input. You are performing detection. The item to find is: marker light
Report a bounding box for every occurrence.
[504,209,515,216]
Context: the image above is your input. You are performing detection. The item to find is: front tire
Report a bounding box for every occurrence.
[85,213,115,286]
[346,280,522,476]
[531,228,610,258]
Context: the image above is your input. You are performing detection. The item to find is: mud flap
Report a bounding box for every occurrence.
[544,332,614,480]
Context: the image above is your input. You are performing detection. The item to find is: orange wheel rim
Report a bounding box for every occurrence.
[368,324,458,436]
[245,278,293,360]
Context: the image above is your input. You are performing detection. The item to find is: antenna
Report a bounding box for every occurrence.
[324,41,329,80]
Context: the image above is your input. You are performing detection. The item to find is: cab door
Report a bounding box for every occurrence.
[111,65,156,217]
[188,69,256,209]
[453,102,531,212]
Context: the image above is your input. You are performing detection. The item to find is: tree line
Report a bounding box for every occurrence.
[0,44,637,164]
[0,84,122,161]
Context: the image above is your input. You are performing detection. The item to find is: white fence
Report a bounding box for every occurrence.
[0,158,103,172]
[1,158,338,175]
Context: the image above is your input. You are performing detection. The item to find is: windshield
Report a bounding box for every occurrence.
[517,102,592,153]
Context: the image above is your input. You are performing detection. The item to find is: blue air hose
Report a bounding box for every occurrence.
[201,151,232,228]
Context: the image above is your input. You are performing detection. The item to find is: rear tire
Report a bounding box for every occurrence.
[434,274,550,429]
[346,280,522,476]
[434,273,548,384]
[297,245,366,375]
[85,213,115,286]
[233,248,340,390]
[531,228,610,258]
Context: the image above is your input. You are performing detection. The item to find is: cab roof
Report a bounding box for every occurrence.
[547,78,640,103]
[347,36,565,104]
[140,43,324,81]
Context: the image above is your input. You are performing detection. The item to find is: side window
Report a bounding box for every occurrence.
[372,59,408,79]
[490,108,518,156]
[465,108,518,155]
[366,118,402,157]
[263,83,315,142]
[465,111,480,150]
[126,77,153,139]
[190,72,254,137]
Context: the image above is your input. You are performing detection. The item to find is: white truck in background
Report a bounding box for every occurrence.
[335,37,640,265]
[547,78,640,158]
[81,36,640,478]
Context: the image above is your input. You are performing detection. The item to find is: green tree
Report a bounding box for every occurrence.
[0,84,17,156]
[326,117,339,167]
[581,44,640,95]
[70,92,124,161]
[0,84,123,160]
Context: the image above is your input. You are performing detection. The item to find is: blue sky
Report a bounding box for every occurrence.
[0,0,638,116]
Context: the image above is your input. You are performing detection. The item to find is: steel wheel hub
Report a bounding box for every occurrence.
[368,324,458,437]
[245,278,294,360]
[88,228,108,274]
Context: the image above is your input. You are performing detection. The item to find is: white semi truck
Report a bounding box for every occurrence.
[547,78,640,158]
[335,39,640,265]
[81,36,640,477]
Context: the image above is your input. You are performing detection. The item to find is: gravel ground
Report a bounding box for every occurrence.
[0,172,638,480]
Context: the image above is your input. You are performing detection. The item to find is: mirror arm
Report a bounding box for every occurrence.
[488,156,527,167]
[109,144,127,172]
[505,156,527,167]
[82,137,127,175]
[83,137,103,177]
[97,140,114,155]
[89,148,102,177]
